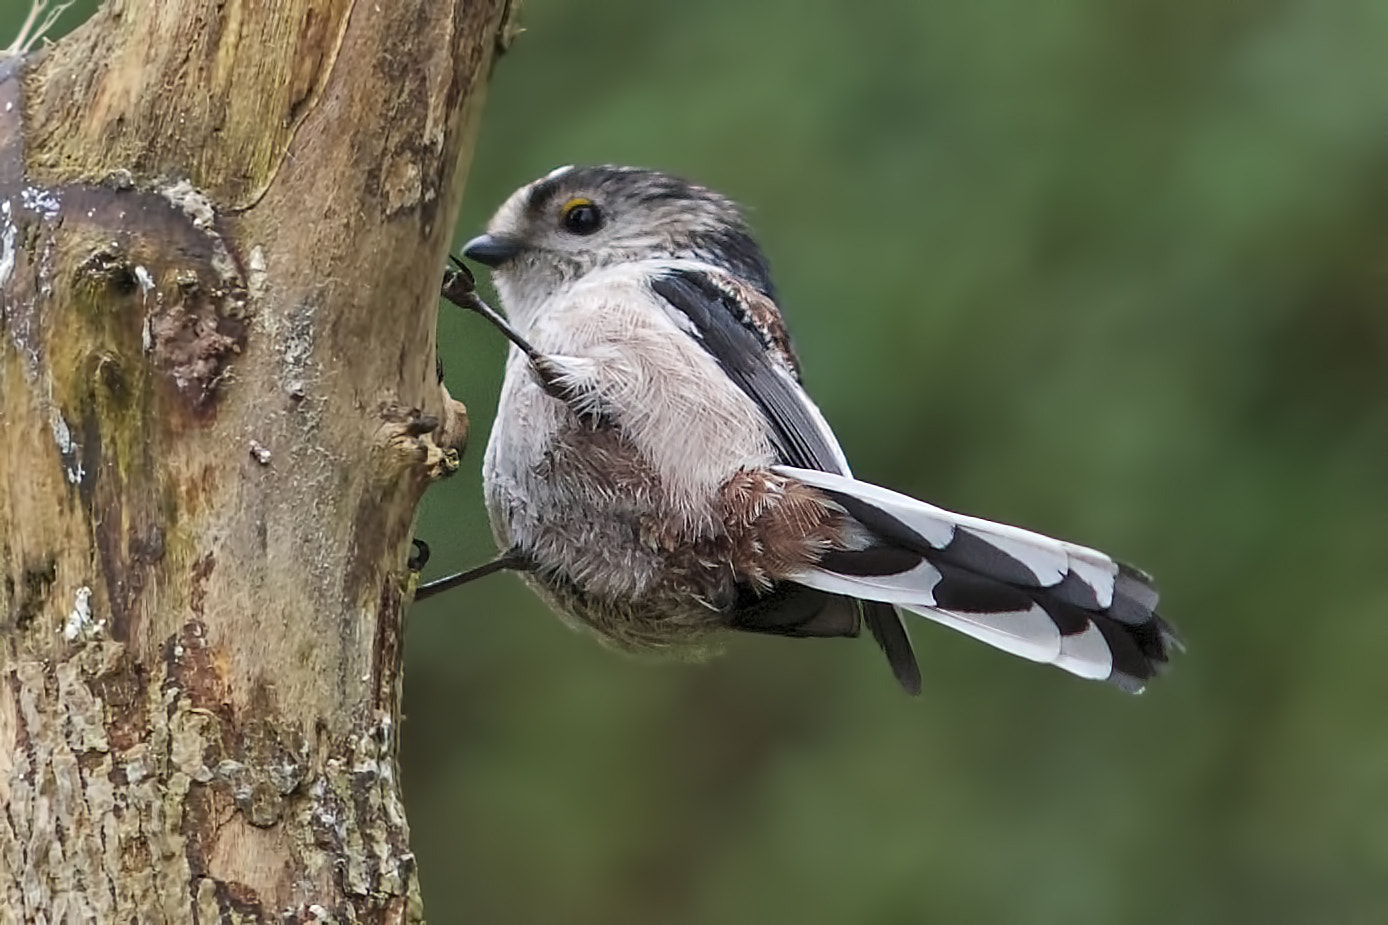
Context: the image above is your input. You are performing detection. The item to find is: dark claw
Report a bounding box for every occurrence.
[441,257,477,309]
[408,539,431,572]
[448,252,475,280]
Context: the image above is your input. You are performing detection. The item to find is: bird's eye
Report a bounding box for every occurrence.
[561,198,603,235]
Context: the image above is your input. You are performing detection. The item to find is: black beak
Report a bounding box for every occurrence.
[462,233,523,268]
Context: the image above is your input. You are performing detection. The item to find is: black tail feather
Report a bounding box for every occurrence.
[862,601,921,695]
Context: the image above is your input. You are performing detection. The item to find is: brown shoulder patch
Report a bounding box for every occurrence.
[722,277,803,379]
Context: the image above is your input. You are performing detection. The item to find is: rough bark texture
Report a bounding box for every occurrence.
[0,0,515,920]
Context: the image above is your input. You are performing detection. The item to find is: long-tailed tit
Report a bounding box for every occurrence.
[422,165,1180,694]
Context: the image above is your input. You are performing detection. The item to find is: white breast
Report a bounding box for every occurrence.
[483,262,777,547]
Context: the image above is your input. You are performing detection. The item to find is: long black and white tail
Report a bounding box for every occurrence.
[776,466,1180,692]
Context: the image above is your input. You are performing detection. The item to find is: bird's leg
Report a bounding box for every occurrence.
[441,256,545,365]
[414,548,533,601]
[442,255,606,421]
[408,538,431,572]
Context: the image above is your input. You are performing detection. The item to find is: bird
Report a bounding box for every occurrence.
[420,164,1180,695]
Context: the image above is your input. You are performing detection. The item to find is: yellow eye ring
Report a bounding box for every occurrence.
[561,197,603,235]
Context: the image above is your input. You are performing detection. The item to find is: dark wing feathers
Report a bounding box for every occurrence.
[723,583,860,638]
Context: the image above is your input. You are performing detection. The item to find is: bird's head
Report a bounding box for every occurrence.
[463,165,775,321]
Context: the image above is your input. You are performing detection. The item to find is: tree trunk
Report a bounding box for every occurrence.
[0,0,513,919]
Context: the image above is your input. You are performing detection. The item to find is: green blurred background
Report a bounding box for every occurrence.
[23,1,1388,921]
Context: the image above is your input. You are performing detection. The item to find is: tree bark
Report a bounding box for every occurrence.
[0,0,514,920]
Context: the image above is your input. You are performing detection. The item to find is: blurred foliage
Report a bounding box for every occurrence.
[416,2,1388,922]
[14,1,1388,922]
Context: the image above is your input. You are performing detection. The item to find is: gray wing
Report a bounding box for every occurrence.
[650,266,922,694]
